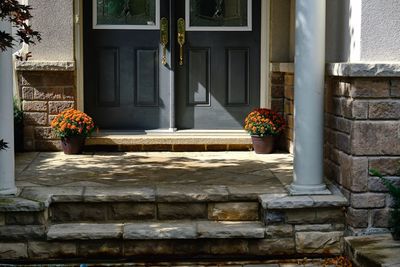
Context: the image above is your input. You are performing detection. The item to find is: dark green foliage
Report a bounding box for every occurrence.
[13,98,23,125]
[14,98,24,152]
[0,139,8,151]
[0,0,41,51]
[370,168,400,239]
[370,169,400,207]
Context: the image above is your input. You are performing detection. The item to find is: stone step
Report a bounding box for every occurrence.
[259,193,348,225]
[47,221,265,240]
[18,186,262,223]
[85,131,253,152]
[20,185,266,204]
[345,234,400,267]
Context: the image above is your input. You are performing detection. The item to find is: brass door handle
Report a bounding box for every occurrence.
[177,18,185,66]
[160,17,168,65]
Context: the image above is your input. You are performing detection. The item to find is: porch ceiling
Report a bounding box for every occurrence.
[15,152,292,195]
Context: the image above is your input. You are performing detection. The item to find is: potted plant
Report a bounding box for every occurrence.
[370,169,400,240]
[244,108,286,154]
[51,109,95,155]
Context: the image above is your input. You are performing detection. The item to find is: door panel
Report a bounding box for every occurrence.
[227,48,249,105]
[187,48,210,105]
[176,0,261,129]
[97,47,120,107]
[84,0,169,130]
[135,49,159,107]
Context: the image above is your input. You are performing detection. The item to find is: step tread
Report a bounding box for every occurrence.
[47,223,123,240]
[47,221,265,241]
[197,221,265,239]
[86,132,252,146]
[21,185,266,204]
[0,197,44,212]
[124,221,197,239]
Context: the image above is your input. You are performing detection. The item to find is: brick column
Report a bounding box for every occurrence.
[17,65,76,151]
[325,69,400,235]
[0,20,17,195]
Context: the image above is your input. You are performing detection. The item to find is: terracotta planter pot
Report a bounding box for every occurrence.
[61,136,86,155]
[251,135,275,154]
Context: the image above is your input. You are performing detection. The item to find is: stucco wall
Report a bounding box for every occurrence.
[28,0,74,61]
[361,0,400,61]
[283,0,351,63]
[331,0,400,62]
[282,0,400,63]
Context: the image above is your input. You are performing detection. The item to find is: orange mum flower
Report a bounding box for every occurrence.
[243,108,286,137]
[50,109,96,139]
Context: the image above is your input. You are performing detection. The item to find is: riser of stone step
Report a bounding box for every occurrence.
[0,210,48,226]
[46,221,265,241]
[84,144,253,152]
[49,202,260,223]
[85,133,252,152]
[1,238,338,262]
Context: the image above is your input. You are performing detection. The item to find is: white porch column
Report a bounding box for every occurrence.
[291,0,327,194]
[0,20,17,195]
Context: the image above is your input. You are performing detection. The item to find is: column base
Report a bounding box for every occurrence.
[0,187,17,196]
[288,183,331,196]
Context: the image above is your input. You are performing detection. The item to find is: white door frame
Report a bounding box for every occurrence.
[74,0,84,110]
[260,0,271,108]
[74,0,271,112]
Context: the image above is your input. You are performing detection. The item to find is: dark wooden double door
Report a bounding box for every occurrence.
[84,0,260,130]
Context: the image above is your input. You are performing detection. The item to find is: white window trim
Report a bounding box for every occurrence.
[185,0,252,31]
[92,0,160,30]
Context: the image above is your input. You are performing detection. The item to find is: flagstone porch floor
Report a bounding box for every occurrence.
[15,152,292,193]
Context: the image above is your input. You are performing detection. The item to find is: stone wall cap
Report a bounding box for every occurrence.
[15,61,75,71]
[327,62,400,77]
[259,192,348,209]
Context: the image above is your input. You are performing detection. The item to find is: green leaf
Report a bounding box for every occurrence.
[370,168,400,201]
[0,139,9,151]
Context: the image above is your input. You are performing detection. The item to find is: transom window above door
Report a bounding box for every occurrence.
[93,0,160,30]
[186,0,252,31]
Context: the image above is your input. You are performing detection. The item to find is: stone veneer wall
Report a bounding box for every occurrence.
[17,62,76,151]
[324,64,400,235]
[270,64,294,153]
